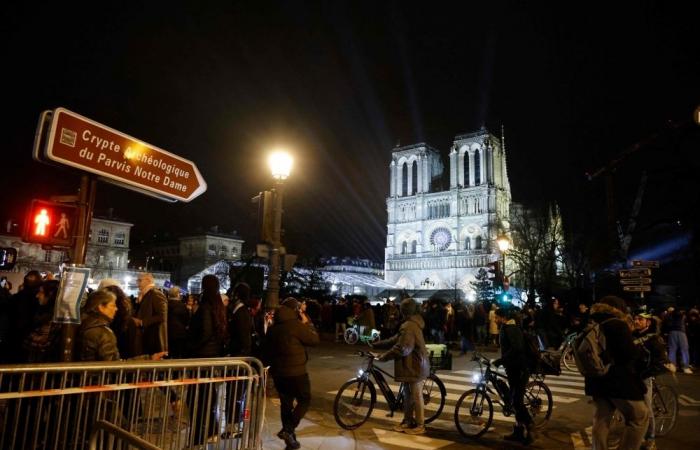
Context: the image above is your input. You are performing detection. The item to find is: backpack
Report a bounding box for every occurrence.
[523,331,544,373]
[572,318,620,377]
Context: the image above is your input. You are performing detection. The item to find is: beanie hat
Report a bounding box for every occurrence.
[98,278,121,291]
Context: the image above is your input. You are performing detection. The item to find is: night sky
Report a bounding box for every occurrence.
[3,2,699,262]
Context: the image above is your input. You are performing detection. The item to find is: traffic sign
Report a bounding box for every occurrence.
[623,285,652,292]
[620,278,652,285]
[619,268,651,278]
[631,260,659,269]
[41,108,207,202]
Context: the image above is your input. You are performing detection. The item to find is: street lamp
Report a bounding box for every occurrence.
[265,150,293,310]
[496,235,510,293]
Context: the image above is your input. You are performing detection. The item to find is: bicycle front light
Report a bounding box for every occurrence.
[472,373,481,383]
[358,369,364,377]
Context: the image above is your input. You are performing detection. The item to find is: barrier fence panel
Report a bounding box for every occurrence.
[0,357,267,450]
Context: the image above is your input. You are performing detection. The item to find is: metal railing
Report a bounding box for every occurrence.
[0,357,267,450]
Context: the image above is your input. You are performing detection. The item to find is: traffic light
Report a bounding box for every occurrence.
[251,191,274,244]
[487,261,503,290]
[23,199,78,247]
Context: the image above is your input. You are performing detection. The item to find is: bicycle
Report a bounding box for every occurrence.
[333,350,447,430]
[607,376,678,446]
[344,317,381,345]
[557,331,578,371]
[454,352,553,438]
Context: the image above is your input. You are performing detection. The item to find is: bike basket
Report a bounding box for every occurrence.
[535,351,561,376]
[426,344,452,370]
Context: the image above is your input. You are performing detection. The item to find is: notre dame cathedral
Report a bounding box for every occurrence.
[384,128,512,297]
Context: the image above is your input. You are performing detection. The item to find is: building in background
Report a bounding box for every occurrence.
[384,128,513,299]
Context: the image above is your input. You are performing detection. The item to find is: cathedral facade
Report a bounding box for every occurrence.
[384,128,512,297]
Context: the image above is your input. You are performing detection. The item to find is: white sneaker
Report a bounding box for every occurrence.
[665,363,677,373]
[683,367,693,374]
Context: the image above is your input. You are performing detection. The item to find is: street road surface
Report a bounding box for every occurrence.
[259,340,700,449]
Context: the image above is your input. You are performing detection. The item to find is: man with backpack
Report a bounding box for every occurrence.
[575,296,648,450]
[493,307,537,445]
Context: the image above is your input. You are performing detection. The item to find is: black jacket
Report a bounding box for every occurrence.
[78,312,121,361]
[168,299,189,341]
[584,303,645,400]
[263,306,319,377]
[227,301,253,357]
[187,301,224,358]
[495,320,528,370]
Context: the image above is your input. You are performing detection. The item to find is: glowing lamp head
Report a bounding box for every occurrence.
[497,235,510,252]
[268,150,293,180]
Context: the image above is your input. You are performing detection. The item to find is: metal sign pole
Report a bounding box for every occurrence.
[60,174,97,361]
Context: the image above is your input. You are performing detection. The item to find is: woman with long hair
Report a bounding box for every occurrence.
[100,280,141,358]
[23,279,61,362]
[188,274,228,357]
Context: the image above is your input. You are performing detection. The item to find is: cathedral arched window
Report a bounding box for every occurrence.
[463,152,470,186]
[475,235,482,249]
[411,161,418,194]
[401,241,408,254]
[401,163,408,197]
[464,236,471,250]
[474,150,481,185]
[411,240,417,253]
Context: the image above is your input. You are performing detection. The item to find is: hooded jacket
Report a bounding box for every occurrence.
[375,306,430,383]
[584,302,645,400]
[264,305,320,377]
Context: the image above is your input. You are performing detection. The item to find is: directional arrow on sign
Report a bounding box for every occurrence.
[620,278,652,285]
[619,268,652,278]
[41,108,207,203]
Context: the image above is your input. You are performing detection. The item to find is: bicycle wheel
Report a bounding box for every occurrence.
[422,374,447,423]
[333,378,376,430]
[562,347,576,371]
[454,389,493,438]
[654,383,678,437]
[524,380,552,428]
[344,328,359,345]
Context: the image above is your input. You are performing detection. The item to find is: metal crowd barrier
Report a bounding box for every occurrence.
[0,357,267,450]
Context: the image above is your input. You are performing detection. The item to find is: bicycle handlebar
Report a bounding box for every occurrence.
[356,350,379,359]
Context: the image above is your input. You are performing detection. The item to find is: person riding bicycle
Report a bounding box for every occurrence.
[492,306,537,445]
[633,310,670,450]
[371,297,430,435]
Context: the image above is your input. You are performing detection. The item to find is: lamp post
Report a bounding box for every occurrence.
[266,150,293,310]
[497,235,510,292]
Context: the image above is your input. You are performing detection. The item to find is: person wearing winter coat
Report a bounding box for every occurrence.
[493,307,535,445]
[372,297,429,435]
[263,297,320,450]
[78,290,167,362]
[585,296,648,450]
[22,280,61,362]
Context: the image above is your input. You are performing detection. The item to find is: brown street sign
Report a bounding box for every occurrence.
[619,268,652,278]
[623,285,652,292]
[42,108,207,202]
[620,277,652,285]
[631,260,659,269]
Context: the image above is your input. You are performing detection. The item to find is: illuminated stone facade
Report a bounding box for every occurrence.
[385,129,512,297]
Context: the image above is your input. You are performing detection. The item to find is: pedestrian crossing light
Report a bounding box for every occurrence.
[23,199,78,247]
[487,261,503,290]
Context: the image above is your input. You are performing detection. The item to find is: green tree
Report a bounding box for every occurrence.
[470,268,495,302]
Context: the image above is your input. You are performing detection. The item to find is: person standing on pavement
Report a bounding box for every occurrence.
[227,282,253,357]
[493,307,536,445]
[372,297,430,435]
[633,310,670,450]
[264,297,320,450]
[585,296,648,450]
[166,286,189,359]
[133,273,168,355]
[666,307,693,374]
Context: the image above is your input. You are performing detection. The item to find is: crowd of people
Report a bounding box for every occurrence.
[2,270,699,449]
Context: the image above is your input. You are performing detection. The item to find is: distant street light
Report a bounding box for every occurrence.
[265,150,293,309]
[496,235,510,293]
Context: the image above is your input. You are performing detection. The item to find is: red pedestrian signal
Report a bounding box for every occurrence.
[23,200,78,248]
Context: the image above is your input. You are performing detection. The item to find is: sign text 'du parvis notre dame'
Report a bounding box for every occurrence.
[44,108,206,202]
